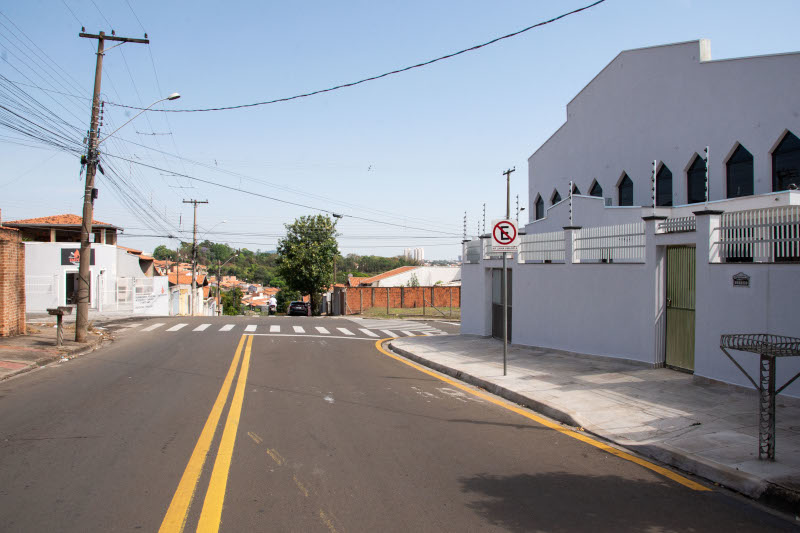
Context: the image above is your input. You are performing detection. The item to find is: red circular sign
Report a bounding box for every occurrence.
[492,221,517,245]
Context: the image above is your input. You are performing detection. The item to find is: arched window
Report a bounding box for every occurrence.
[773,131,800,191]
[551,190,561,205]
[571,184,581,196]
[618,174,633,206]
[534,196,544,220]
[727,144,753,198]
[656,165,673,206]
[589,181,603,198]
[686,155,706,204]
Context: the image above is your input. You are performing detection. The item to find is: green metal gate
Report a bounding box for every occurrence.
[665,246,696,372]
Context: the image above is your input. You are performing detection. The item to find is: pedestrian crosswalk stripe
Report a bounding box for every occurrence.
[401,330,415,337]
[315,327,330,334]
[142,323,165,332]
[194,324,211,332]
[359,329,378,337]
[270,325,280,333]
[245,325,257,332]
[380,330,397,337]
[293,326,305,333]
[167,323,188,332]
[422,331,433,336]
[220,324,235,332]
[337,327,354,336]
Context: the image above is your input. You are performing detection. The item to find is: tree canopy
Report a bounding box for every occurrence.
[276,215,339,314]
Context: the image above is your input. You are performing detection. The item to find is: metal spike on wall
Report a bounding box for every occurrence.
[568,180,574,226]
[704,146,710,203]
[652,160,658,208]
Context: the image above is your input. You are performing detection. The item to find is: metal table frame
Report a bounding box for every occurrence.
[720,334,800,461]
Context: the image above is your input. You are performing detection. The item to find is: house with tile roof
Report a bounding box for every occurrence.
[347,266,460,287]
[4,212,169,315]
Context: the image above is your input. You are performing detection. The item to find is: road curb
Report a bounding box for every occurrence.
[0,334,108,382]
[386,341,800,513]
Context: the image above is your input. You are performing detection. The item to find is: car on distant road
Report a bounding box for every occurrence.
[287,301,309,316]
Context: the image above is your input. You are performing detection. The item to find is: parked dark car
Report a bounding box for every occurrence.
[287,301,309,316]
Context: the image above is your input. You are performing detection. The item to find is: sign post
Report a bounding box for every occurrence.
[492,219,519,375]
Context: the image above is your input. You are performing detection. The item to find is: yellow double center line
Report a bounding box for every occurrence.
[159,334,254,533]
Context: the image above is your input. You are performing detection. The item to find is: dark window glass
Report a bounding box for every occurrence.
[589,181,603,197]
[551,190,561,205]
[571,184,581,196]
[656,165,673,206]
[618,174,633,206]
[726,145,754,198]
[773,131,800,191]
[687,155,706,204]
[535,197,544,220]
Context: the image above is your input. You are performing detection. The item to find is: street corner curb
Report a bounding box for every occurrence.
[0,334,109,382]
[387,341,580,428]
[629,441,767,498]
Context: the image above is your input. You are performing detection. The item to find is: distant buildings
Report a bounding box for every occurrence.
[403,247,424,262]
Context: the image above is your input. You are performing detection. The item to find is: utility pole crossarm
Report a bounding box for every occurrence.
[79,33,149,44]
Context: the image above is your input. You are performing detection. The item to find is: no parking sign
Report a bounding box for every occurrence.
[491,219,519,252]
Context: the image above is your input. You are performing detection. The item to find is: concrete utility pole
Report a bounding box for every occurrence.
[75,31,148,342]
[183,199,208,316]
[502,167,515,376]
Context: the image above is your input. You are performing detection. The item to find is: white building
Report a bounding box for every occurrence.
[6,214,169,316]
[350,265,460,287]
[404,247,425,262]
[462,40,800,397]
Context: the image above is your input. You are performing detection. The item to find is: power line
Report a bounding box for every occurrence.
[105,0,607,113]
[104,152,464,236]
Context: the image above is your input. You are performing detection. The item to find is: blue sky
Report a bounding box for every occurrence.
[1,0,798,259]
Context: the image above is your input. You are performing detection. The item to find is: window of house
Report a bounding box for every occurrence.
[773,130,800,191]
[656,165,673,206]
[551,190,561,205]
[687,155,706,204]
[618,174,633,206]
[726,144,754,198]
[589,181,603,197]
[535,196,544,220]
[571,184,581,196]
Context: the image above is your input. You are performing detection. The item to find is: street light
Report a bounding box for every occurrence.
[75,92,181,342]
[98,93,180,145]
[329,214,344,315]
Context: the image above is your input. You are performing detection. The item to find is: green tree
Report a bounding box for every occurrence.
[220,287,244,315]
[152,245,176,261]
[276,215,339,315]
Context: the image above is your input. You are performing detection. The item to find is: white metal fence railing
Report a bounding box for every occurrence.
[719,206,800,262]
[519,230,565,263]
[482,238,503,260]
[658,216,696,233]
[463,240,482,264]
[574,222,645,263]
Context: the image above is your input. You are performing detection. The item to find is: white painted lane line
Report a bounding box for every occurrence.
[122,323,141,329]
[142,323,165,332]
[270,325,280,333]
[337,328,355,336]
[220,324,235,332]
[166,323,188,332]
[194,324,211,332]
[245,325,257,332]
[380,330,398,337]
[316,327,330,334]
[401,330,415,337]
[422,331,433,336]
[359,329,379,337]
[293,326,305,333]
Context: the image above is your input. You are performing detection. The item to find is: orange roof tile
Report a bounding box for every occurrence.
[117,245,143,255]
[5,214,117,227]
[349,266,418,286]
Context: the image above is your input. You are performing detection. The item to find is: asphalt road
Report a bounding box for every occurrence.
[0,316,794,532]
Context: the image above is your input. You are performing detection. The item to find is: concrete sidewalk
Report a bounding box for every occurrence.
[389,335,800,509]
[0,322,105,381]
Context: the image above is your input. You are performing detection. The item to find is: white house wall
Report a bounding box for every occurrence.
[373,266,461,287]
[528,40,800,216]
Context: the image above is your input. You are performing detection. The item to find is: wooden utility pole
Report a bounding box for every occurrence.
[183,200,208,316]
[75,31,148,342]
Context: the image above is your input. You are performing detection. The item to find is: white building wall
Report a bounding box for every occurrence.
[528,41,800,218]
[372,266,460,287]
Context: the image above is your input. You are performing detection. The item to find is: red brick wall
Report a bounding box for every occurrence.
[341,286,460,315]
[0,226,26,336]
